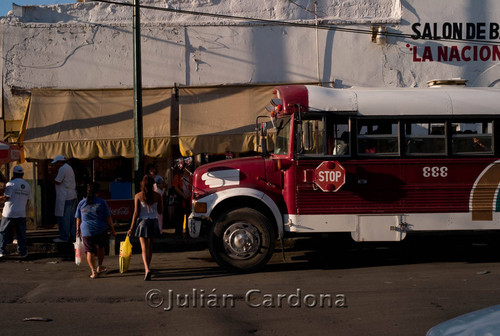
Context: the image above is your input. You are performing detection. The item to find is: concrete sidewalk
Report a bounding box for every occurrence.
[3,225,207,259]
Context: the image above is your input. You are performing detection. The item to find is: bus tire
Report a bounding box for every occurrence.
[209,208,275,272]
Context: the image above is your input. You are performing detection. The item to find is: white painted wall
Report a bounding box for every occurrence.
[1,0,500,121]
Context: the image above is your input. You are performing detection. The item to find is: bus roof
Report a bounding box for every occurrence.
[274,85,500,117]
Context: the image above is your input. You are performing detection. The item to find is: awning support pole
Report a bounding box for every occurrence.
[133,0,144,193]
[32,161,38,228]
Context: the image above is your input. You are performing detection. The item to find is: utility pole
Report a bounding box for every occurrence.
[133,0,144,192]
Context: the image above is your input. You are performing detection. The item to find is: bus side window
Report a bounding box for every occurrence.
[405,122,446,156]
[357,120,398,156]
[328,121,350,156]
[452,122,493,155]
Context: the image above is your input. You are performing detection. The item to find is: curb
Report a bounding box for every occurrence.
[4,228,207,257]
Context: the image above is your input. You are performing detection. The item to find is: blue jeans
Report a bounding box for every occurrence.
[57,199,77,241]
[0,217,27,256]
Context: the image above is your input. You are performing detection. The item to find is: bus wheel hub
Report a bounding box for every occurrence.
[223,222,260,259]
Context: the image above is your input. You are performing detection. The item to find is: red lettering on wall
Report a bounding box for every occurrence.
[422,46,434,62]
[449,46,460,61]
[408,44,500,63]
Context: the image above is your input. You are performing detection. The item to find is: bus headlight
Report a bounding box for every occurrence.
[193,202,207,214]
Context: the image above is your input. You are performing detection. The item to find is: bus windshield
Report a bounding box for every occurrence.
[268,115,291,155]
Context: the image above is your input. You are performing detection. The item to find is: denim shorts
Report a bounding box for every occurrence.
[134,218,160,238]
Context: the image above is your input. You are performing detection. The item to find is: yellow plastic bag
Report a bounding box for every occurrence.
[119,236,132,273]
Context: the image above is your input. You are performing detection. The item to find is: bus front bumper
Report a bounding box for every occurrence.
[188,214,202,238]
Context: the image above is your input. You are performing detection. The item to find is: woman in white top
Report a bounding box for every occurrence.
[147,163,166,232]
[127,175,163,281]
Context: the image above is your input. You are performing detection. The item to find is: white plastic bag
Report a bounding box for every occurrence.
[73,237,84,266]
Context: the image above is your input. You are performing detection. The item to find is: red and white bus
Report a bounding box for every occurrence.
[188,83,500,271]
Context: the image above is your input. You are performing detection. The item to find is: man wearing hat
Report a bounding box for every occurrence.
[51,155,78,243]
[0,166,32,258]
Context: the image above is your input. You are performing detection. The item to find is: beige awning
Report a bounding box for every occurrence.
[23,88,172,160]
[178,85,274,156]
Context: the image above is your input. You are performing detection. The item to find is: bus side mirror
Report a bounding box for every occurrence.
[260,122,267,137]
[260,122,268,155]
[303,121,314,151]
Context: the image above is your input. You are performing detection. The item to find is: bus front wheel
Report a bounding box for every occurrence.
[209,208,275,272]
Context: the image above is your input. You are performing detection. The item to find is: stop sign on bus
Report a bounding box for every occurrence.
[314,161,346,192]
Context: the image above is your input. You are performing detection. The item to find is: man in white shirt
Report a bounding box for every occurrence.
[0,166,32,258]
[51,155,78,243]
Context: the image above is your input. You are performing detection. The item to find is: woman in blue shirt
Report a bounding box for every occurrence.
[76,183,116,279]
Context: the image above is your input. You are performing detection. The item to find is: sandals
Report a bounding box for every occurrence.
[90,266,107,279]
[97,266,107,274]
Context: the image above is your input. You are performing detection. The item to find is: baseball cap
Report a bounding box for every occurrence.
[13,166,24,174]
[51,155,66,164]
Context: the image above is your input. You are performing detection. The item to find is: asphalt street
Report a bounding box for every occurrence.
[1,233,500,336]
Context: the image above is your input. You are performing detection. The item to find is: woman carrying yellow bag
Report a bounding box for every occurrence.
[127,175,162,281]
